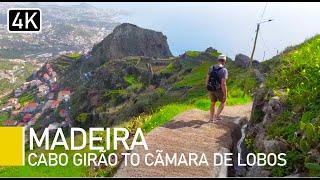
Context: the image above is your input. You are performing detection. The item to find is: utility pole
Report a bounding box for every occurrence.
[248,19,274,69]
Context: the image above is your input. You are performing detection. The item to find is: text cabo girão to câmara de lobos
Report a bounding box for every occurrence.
[27,128,287,167]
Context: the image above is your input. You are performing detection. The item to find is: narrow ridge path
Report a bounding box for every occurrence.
[114,103,252,177]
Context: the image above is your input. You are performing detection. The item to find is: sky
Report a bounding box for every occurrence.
[46,2,320,61]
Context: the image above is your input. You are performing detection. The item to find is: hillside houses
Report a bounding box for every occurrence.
[50,83,59,92]
[7,98,20,110]
[22,113,33,123]
[28,118,37,126]
[43,73,50,81]
[21,84,28,91]
[59,109,68,118]
[11,110,19,117]
[28,113,41,126]
[38,84,49,94]
[2,120,18,126]
[8,98,18,105]
[29,79,42,87]
[14,88,22,97]
[14,103,21,110]
[48,122,61,131]
[51,100,60,109]
[1,62,72,129]
[48,92,55,100]
[1,105,12,111]
[22,102,38,113]
[44,100,53,110]
[58,90,71,101]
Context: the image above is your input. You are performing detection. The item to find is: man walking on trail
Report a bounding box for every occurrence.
[206,54,228,122]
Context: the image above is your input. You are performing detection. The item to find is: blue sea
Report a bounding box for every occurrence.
[64,2,320,61]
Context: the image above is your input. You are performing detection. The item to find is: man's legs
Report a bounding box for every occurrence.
[209,100,216,121]
[216,101,225,120]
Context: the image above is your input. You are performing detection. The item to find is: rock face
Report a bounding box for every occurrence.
[246,87,289,176]
[253,69,265,84]
[91,23,172,64]
[262,96,283,126]
[235,53,259,68]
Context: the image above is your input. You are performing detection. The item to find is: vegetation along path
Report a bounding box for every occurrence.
[114,103,252,177]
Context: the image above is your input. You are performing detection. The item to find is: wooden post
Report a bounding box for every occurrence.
[249,23,260,69]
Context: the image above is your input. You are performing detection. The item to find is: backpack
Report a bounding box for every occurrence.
[207,66,223,91]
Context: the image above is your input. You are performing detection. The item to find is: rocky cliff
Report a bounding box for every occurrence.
[91,23,172,65]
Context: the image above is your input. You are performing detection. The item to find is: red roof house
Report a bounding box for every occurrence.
[51,100,60,109]
[8,98,18,105]
[59,109,68,118]
[43,73,50,80]
[58,90,71,101]
[23,102,38,113]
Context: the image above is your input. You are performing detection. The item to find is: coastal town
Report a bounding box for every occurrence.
[0,3,124,130]
[0,61,73,131]
[0,2,121,61]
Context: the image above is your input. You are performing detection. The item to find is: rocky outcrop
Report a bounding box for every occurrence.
[250,87,269,124]
[253,69,265,84]
[235,53,259,68]
[205,47,219,55]
[262,96,283,126]
[91,23,172,65]
[246,87,289,176]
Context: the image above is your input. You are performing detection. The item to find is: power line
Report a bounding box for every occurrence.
[257,3,270,60]
[259,3,268,22]
[249,3,273,69]
[260,30,270,53]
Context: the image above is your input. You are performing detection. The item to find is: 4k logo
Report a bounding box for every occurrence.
[7,8,42,33]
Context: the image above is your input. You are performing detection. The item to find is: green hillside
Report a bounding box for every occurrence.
[0,48,257,177]
[255,35,320,176]
[0,59,37,96]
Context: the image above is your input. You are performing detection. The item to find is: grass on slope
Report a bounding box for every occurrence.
[141,104,193,132]
[124,75,143,91]
[263,35,320,176]
[0,111,9,123]
[175,60,256,110]
[185,50,201,58]
[65,52,81,60]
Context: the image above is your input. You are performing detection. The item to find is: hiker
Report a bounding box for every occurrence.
[206,54,228,122]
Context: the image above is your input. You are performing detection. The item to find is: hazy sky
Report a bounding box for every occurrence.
[43,2,320,60]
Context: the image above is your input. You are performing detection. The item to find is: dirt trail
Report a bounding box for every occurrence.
[114,103,252,177]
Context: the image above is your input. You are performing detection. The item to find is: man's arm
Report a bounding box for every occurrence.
[221,78,227,102]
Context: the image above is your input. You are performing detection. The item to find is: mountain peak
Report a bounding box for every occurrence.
[91,23,172,64]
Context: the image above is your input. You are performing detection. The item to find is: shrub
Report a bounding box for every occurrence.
[76,113,89,123]
[66,52,81,60]
[186,51,201,58]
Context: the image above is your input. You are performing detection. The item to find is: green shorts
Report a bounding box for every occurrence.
[208,90,224,102]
